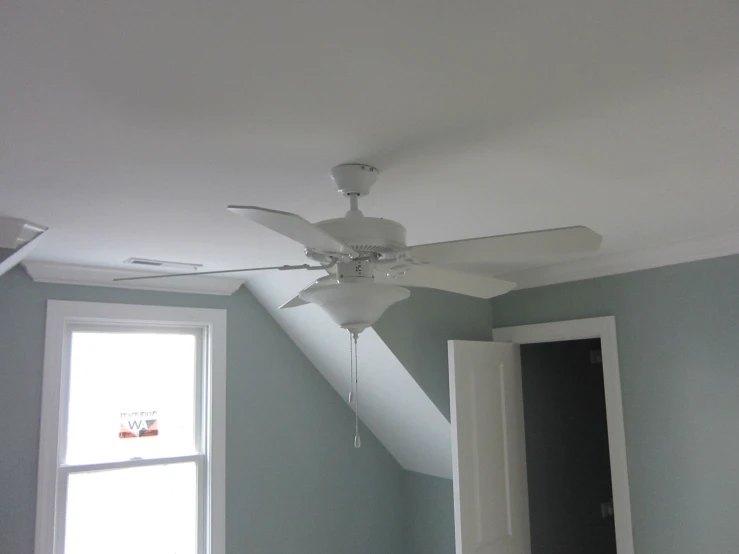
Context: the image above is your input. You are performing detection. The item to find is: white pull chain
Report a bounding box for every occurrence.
[352,332,361,448]
[348,331,354,405]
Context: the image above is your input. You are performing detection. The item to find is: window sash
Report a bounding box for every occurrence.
[63,325,206,464]
[56,454,207,554]
[35,301,226,554]
[61,452,205,473]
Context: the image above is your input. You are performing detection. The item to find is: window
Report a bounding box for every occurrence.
[35,301,226,554]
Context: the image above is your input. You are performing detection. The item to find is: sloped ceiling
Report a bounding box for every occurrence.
[248,271,453,478]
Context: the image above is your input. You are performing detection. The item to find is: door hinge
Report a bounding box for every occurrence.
[601,499,614,519]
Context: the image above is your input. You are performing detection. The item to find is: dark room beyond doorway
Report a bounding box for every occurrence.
[521,338,616,554]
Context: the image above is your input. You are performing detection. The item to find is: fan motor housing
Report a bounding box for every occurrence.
[315,216,407,255]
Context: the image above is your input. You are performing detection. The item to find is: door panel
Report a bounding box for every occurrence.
[449,341,530,554]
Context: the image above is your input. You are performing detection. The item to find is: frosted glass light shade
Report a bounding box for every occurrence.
[300,282,410,333]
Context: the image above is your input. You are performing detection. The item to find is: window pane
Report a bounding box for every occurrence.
[65,462,198,554]
[66,332,199,464]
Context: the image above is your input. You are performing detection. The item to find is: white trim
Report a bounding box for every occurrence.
[0,216,47,249]
[206,302,227,554]
[0,228,48,277]
[18,227,739,295]
[35,300,227,554]
[493,316,635,554]
[60,453,204,473]
[35,302,66,554]
[24,260,243,296]
[503,229,739,289]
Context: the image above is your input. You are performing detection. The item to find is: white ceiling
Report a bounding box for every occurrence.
[3,0,739,474]
[3,0,739,273]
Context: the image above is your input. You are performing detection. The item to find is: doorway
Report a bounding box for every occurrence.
[492,316,635,554]
[521,338,616,554]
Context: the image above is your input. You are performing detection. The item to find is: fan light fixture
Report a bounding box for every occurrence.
[299,281,410,334]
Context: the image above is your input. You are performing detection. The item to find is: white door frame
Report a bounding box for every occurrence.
[493,316,634,554]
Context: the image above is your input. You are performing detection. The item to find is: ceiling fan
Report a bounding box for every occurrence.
[116,164,601,333]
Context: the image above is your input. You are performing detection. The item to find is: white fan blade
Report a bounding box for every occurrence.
[228,206,356,256]
[375,266,516,298]
[114,263,313,282]
[405,226,601,265]
[280,294,310,309]
[279,276,334,309]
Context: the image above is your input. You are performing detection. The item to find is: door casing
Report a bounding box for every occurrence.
[493,316,635,554]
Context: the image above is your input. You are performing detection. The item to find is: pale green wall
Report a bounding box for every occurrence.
[492,255,739,554]
[12,252,737,554]
[402,472,455,554]
[0,266,405,554]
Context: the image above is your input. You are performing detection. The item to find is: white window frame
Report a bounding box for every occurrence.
[34,300,226,554]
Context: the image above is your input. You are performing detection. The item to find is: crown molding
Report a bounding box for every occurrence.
[23,261,243,296]
[505,229,739,290]
[19,228,739,296]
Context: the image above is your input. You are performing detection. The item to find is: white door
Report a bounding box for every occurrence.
[448,340,531,554]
